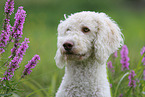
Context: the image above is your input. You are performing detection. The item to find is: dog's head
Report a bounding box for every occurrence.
[55,11,124,68]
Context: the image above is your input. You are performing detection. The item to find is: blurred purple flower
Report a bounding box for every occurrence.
[107,61,115,72]
[119,94,123,97]
[110,84,112,88]
[140,47,145,66]
[142,57,145,65]
[3,38,29,80]
[141,46,145,65]
[143,69,145,80]
[107,61,114,69]
[141,46,145,55]
[113,51,118,58]
[128,70,136,88]
[21,55,40,78]
[120,45,130,71]
[10,6,26,58]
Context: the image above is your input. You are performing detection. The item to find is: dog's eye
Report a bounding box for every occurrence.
[66,28,71,31]
[82,27,90,33]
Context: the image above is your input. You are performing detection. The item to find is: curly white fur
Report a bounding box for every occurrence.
[55,11,124,97]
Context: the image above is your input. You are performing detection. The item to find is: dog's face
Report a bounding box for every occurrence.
[57,13,97,61]
[55,11,124,68]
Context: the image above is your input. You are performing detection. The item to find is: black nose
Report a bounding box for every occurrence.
[63,42,74,51]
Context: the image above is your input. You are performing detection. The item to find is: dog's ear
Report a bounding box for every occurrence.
[94,13,124,64]
[54,50,65,69]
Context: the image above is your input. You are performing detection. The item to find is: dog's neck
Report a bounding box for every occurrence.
[56,56,111,97]
[60,58,110,96]
[65,58,107,81]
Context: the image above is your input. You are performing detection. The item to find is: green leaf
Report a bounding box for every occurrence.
[114,72,129,97]
[48,73,57,96]
[26,88,48,97]
[135,53,145,73]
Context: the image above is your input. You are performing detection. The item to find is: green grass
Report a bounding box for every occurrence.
[0,0,145,96]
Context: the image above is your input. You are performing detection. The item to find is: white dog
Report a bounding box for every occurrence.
[55,11,124,97]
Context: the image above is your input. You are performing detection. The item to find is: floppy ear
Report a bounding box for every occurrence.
[94,13,124,64]
[54,49,65,69]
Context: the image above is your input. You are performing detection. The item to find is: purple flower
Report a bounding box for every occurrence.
[120,45,130,71]
[0,27,10,45]
[113,51,118,58]
[142,57,145,65]
[143,69,145,80]
[128,70,136,88]
[107,61,115,72]
[0,0,14,54]
[0,48,5,54]
[0,24,11,48]
[12,6,26,39]
[107,61,114,69]
[3,57,19,80]
[16,38,29,59]
[3,0,14,30]
[3,38,29,80]
[10,6,26,58]
[110,84,112,88]
[4,0,14,15]
[119,94,123,97]
[141,46,145,55]
[21,55,40,78]
[141,46,145,65]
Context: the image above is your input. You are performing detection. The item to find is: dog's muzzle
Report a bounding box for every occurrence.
[63,41,74,54]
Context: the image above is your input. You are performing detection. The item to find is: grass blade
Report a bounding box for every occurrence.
[114,72,129,97]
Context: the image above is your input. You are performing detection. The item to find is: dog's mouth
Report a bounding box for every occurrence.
[65,53,85,57]
[63,52,86,60]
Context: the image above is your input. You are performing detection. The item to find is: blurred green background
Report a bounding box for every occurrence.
[0,0,145,96]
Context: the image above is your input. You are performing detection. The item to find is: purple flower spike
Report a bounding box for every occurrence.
[120,45,130,71]
[3,38,29,80]
[0,25,11,48]
[16,38,30,59]
[3,57,19,80]
[3,0,14,30]
[4,0,14,15]
[12,6,26,39]
[21,55,40,78]
[128,70,136,88]
[10,6,26,58]
[0,0,14,54]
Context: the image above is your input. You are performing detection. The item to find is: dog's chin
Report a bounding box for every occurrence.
[63,53,90,61]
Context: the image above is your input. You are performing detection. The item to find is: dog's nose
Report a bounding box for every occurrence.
[63,42,74,51]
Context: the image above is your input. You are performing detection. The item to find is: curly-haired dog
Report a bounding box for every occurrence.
[55,11,124,97]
